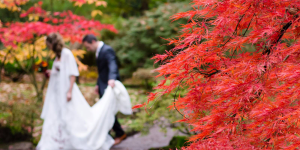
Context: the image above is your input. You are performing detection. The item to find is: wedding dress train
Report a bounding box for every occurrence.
[36,48,132,150]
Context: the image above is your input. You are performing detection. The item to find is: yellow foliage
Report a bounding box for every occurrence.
[73,1,84,7]
[28,14,40,21]
[1,36,87,73]
[63,37,71,43]
[91,10,103,18]
[72,49,88,72]
[72,0,106,7]
[87,0,95,5]
[95,1,107,7]
[80,69,98,79]
[0,46,13,64]
[0,0,29,12]
[11,5,19,11]
[1,36,53,69]
[71,49,86,59]
[0,3,6,9]
[35,59,42,65]
[13,37,49,62]
[0,50,8,57]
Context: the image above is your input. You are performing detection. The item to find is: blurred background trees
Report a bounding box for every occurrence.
[106,2,190,78]
[0,0,192,149]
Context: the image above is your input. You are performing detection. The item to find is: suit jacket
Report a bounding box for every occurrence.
[96,44,120,96]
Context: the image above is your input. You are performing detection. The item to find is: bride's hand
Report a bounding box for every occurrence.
[67,91,72,102]
[45,70,51,78]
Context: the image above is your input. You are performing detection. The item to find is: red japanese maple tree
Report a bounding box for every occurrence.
[1,2,116,46]
[140,0,300,149]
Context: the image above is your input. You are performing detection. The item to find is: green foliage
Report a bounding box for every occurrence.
[1,59,54,82]
[0,9,24,23]
[2,62,25,82]
[100,0,187,18]
[0,0,188,24]
[130,92,191,135]
[132,68,157,89]
[120,81,192,137]
[0,102,40,131]
[41,0,98,18]
[0,101,40,143]
[106,2,191,78]
[0,83,44,143]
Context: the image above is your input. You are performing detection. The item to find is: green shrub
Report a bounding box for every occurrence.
[0,83,43,144]
[119,80,193,137]
[106,2,191,78]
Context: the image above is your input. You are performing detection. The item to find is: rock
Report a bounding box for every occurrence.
[111,125,177,150]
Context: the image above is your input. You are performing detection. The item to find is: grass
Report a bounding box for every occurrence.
[78,82,96,87]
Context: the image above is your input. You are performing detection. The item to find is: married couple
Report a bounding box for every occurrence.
[37,33,132,150]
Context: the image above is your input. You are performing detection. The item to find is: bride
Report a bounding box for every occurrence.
[37,33,132,150]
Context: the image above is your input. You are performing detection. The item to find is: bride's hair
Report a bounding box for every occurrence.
[46,33,64,58]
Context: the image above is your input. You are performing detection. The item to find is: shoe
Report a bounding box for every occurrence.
[113,134,127,145]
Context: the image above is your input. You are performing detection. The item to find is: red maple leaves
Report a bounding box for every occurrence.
[143,0,300,149]
[0,3,117,47]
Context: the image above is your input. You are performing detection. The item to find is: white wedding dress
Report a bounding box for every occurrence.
[37,48,132,150]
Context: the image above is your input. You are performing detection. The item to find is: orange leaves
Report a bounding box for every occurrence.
[37,1,43,6]
[72,49,88,71]
[132,103,146,109]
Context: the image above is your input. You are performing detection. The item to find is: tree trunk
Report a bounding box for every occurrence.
[50,0,54,13]
[140,0,150,12]
[0,49,10,83]
[37,91,43,102]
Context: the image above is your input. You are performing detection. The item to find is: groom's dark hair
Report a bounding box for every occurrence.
[82,34,98,44]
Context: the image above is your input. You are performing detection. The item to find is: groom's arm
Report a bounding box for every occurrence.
[97,77,99,85]
[105,48,118,80]
[95,77,100,94]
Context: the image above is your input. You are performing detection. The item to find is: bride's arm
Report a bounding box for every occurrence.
[67,76,76,102]
[65,49,79,102]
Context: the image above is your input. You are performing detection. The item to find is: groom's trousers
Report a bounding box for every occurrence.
[99,93,125,138]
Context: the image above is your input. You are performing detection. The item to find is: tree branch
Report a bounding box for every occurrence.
[263,8,299,55]
[173,79,189,120]
[0,48,11,82]
[262,21,293,55]
[41,51,52,91]
[230,13,256,61]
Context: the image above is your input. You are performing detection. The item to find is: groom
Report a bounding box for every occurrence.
[82,34,126,145]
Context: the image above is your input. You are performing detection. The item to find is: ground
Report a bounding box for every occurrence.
[112,125,179,150]
[0,126,179,150]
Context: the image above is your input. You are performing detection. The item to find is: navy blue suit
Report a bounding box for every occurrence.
[96,44,120,95]
[96,43,124,137]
